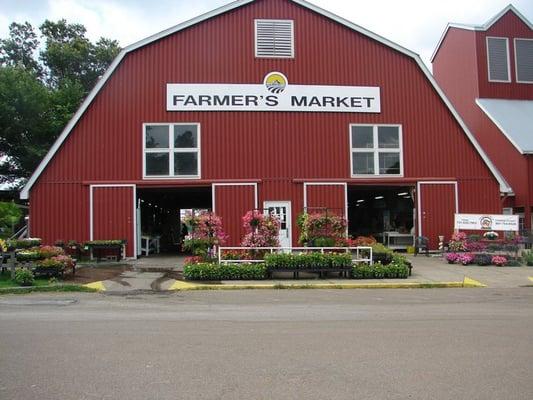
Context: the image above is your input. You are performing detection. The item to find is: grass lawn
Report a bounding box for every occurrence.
[0,271,97,293]
[0,271,51,288]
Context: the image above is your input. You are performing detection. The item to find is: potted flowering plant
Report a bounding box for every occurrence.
[491,255,507,267]
[241,210,280,256]
[445,252,459,264]
[182,211,228,260]
[457,253,475,265]
[297,211,347,246]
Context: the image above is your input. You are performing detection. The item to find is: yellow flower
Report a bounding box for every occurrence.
[0,239,7,253]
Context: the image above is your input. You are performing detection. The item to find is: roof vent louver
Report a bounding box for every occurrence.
[255,19,294,58]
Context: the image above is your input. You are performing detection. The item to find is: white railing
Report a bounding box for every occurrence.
[218,246,373,265]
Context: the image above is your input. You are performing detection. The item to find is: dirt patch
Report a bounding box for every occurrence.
[64,264,133,284]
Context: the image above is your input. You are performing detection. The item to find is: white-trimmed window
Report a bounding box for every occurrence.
[143,123,200,178]
[350,125,403,177]
[487,37,511,82]
[514,38,533,83]
[255,19,294,58]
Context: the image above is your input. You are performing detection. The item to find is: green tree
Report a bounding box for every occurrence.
[0,20,120,187]
[0,201,23,236]
[0,22,41,75]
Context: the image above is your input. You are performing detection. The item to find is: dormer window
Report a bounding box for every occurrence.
[514,38,533,83]
[255,19,294,58]
[487,37,511,82]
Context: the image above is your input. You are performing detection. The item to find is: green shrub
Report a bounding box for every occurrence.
[15,250,42,262]
[183,263,267,281]
[371,243,393,254]
[523,251,533,267]
[7,238,42,250]
[352,261,409,279]
[310,237,336,247]
[264,252,352,270]
[505,259,522,267]
[14,268,34,286]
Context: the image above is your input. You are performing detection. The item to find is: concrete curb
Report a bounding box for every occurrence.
[167,276,487,291]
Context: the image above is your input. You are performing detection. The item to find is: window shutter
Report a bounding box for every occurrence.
[487,37,510,82]
[515,39,533,83]
[255,20,294,58]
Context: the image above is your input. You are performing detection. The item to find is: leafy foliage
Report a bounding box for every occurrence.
[14,268,34,286]
[264,252,353,270]
[0,20,120,185]
[297,211,347,245]
[183,263,267,281]
[0,201,22,235]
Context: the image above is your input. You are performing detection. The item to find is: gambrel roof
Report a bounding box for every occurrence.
[20,0,513,199]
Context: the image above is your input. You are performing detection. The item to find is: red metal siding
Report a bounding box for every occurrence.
[306,184,345,216]
[457,178,501,214]
[29,0,503,246]
[419,183,456,248]
[92,186,134,257]
[476,11,533,99]
[214,185,256,246]
[433,28,479,129]
[30,183,89,245]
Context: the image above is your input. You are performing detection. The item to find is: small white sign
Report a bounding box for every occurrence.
[167,72,380,113]
[454,214,519,231]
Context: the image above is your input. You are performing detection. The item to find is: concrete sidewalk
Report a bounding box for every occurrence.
[79,254,533,293]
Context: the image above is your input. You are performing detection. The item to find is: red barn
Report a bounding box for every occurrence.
[20,0,511,257]
[432,4,533,234]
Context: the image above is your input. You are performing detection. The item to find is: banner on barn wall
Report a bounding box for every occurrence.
[454,214,519,231]
[167,71,381,113]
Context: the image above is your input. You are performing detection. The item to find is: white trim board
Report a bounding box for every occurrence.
[89,184,137,259]
[416,181,458,238]
[431,4,533,62]
[212,182,258,213]
[20,0,513,199]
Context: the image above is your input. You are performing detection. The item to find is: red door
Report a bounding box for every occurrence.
[418,182,457,249]
[91,186,135,257]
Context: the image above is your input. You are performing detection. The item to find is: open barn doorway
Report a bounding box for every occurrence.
[347,186,415,250]
[136,186,211,256]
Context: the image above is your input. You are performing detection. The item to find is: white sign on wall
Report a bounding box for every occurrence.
[454,214,519,231]
[167,72,381,113]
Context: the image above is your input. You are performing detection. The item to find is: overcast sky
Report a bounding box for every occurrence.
[1,0,532,67]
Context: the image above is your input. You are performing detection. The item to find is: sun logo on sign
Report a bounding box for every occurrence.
[264,72,288,93]
[479,216,493,230]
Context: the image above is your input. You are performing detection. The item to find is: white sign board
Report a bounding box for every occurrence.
[167,72,380,113]
[454,214,519,231]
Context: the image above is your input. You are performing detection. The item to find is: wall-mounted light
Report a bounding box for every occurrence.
[374,196,384,200]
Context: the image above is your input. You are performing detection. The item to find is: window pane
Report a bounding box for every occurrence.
[174,152,198,176]
[515,39,533,83]
[145,153,169,175]
[378,126,399,148]
[353,152,374,175]
[145,125,169,148]
[379,153,400,175]
[174,125,198,148]
[352,126,374,149]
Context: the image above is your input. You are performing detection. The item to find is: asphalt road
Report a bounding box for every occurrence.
[1,288,532,400]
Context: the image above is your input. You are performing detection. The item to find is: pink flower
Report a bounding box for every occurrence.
[491,255,507,267]
[457,253,474,265]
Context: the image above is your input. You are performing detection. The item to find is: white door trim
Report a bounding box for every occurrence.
[264,200,292,247]
[89,184,137,259]
[416,181,458,237]
[212,183,258,213]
